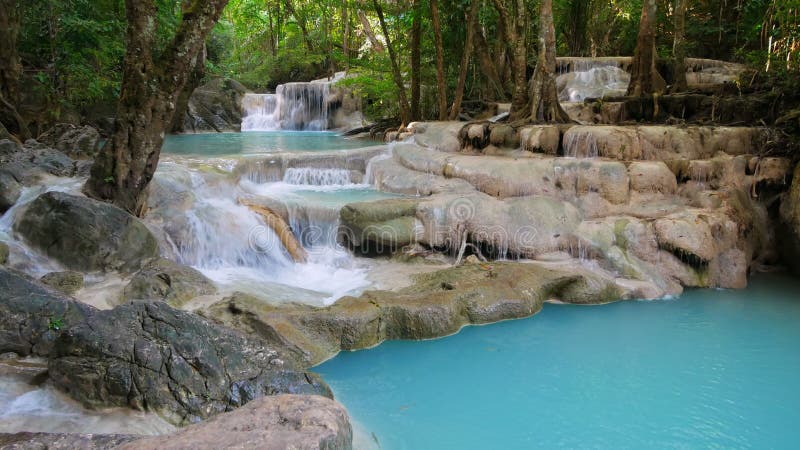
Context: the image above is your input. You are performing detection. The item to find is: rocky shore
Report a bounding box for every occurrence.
[0,107,799,448]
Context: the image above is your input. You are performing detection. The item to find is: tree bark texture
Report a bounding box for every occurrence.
[528,0,570,123]
[627,0,666,96]
[671,0,688,93]
[430,0,448,120]
[85,0,229,216]
[448,0,480,120]
[0,0,30,140]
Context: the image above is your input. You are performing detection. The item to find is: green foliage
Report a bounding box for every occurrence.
[337,72,399,120]
[48,316,64,331]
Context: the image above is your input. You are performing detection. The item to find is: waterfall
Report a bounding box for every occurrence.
[151,163,370,305]
[557,66,630,102]
[283,168,352,186]
[241,81,333,131]
[241,94,280,131]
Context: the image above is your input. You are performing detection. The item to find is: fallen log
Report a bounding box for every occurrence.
[238,198,308,263]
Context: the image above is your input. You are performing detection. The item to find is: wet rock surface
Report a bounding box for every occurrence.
[121,258,217,308]
[204,262,629,366]
[177,78,248,133]
[0,268,331,426]
[15,191,159,273]
[37,123,101,159]
[40,271,85,295]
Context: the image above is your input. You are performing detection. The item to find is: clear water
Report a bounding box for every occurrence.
[317,275,800,449]
[161,131,372,157]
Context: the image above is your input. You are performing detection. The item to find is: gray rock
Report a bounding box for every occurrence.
[0,268,93,357]
[179,78,247,133]
[119,395,352,450]
[122,258,217,308]
[48,300,332,425]
[0,268,331,426]
[37,123,101,159]
[0,139,21,157]
[0,170,21,212]
[40,271,85,295]
[0,139,77,183]
[0,432,137,449]
[15,191,159,273]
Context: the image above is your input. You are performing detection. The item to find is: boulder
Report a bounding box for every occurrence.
[179,78,247,133]
[0,268,330,426]
[40,271,84,295]
[0,170,21,212]
[1,139,77,183]
[0,268,93,357]
[119,395,352,450]
[37,123,101,159]
[121,258,217,308]
[47,299,332,425]
[15,191,159,273]
[339,198,421,254]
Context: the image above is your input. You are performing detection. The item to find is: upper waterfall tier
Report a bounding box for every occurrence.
[241,73,362,132]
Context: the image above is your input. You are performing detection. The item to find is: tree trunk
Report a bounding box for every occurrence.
[474,29,508,100]
[528,0,570,123]
[430,0,447,120]
[0,0,29,140]
[372,0,411,124]
[171,44,206,133]
[358,9,384,53]
[491,0,528,121]
[85,0,229,216]
[671,0,688,93]
[627,0,666,96]
[410,0,422,120]
[448,0,480,120]
[342,1,350,70]
[565,0,590,56]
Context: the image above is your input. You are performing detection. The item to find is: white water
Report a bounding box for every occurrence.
[283,167,353,186]
[152,162,372,305]
[0,360,174,436]
[242,82,332,131]
[557,66,630,102]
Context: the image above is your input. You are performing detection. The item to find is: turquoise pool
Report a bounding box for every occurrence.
[162,131,373,156]
[317,275,800,449]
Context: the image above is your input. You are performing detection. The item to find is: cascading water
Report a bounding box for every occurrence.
[241,82,333,131]
[283,168,353,186]
[151,161,373,305]
[240,93,279,131]
[557,66,630,102]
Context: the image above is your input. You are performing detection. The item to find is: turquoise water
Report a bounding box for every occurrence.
[162,131,372,156]
[317,275,800,449]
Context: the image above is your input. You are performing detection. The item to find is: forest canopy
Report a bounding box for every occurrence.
[11,0,800,124]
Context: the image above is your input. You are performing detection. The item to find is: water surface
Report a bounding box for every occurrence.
[317,275,800,449]
[162,131,371,156]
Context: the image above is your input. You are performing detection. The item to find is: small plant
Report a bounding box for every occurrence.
[104,175,115,184]
[48,317,64,331]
